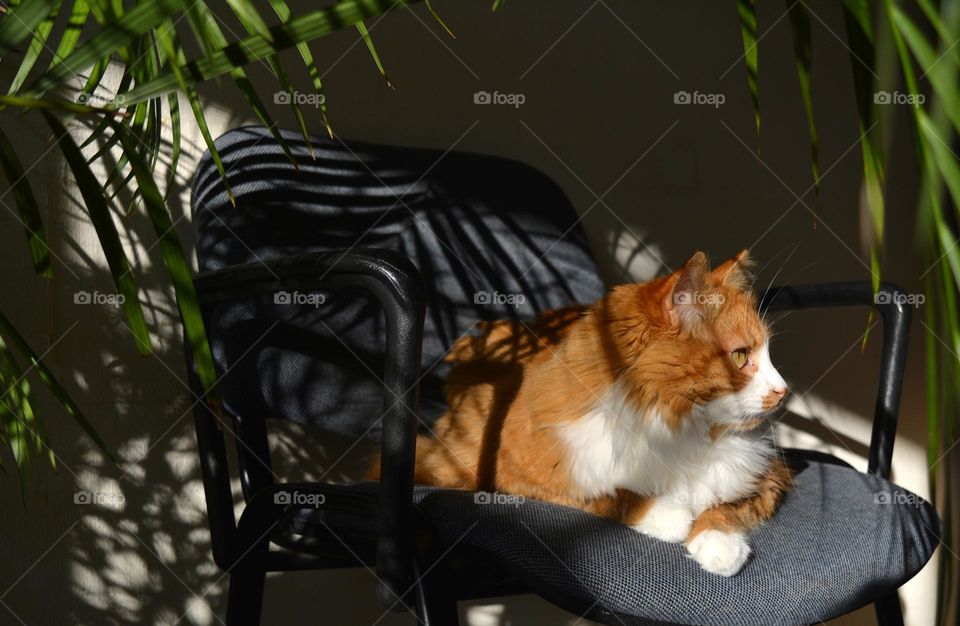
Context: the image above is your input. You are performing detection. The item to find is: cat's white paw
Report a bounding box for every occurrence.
[632,498,693,543]
[686,529,751,576]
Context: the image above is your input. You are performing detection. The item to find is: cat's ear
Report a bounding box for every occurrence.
[664,251,710,326]
[712,249,753,291]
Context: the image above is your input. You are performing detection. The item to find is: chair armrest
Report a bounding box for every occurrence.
[760,281,912,479]
[194,248,422,309]
[194,248,426,604]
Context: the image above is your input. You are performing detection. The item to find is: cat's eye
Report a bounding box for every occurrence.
[730,348,749,369]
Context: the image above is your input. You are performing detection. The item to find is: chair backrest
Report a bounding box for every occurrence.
[191,126,605,442]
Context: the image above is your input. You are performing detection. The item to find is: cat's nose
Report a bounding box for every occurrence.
[763,386,788,410]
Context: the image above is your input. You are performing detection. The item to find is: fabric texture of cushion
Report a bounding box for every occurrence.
[288,450,938,625]
[415,450,939,625]
[192,126,605,438]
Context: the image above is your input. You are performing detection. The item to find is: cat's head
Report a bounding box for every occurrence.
[627,250,787,430]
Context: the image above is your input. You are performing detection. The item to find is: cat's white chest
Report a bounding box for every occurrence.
[558,381,775,513]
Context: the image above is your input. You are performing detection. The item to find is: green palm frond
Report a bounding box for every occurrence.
[0,0,423,490]
[5,0,59,95]
[0,126,51,276]
[785,1,819,195]
[740,0,960,621]
[736,0,759,145]
[116,0,413,107]
[0,0,59,56]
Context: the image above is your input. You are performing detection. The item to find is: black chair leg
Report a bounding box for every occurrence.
[227,564,266,626]
[414,559,460,626]
[874,591,904,626]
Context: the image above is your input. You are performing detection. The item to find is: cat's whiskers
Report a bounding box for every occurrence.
[749,242,800,294]
[767,309,797,328]
[758,246,802,324]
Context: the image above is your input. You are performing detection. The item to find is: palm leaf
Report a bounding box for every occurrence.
[78,33,138,154]
[80,56,109,99]
[43,0,90,71]
[882,3,960,619]
[0,340,47,500]
[890,5,960,133]
[154,19,235,205]
[0,310,116,463]
[109,120,219,396]
[841,0,885,303]
[23,0,187,97]
[267,0,333,137]
[0,0,59,57]
[423,0,455,38]
[223,0,267,36]
[115,0,418,108]
[736,0,759,145]
[223,0,316,158]
[888,1,960,288]
[785,0,819,195]
[41,111,152,354]
[356,20,391,87]
[181,1,298,164]
[164,91,180,201]
[0,92,103,113]
[268,57,316,158]
[80,65,132,152]
[99,42,158,203]
[918,115,960,222]
[0,365,36,499]
[6,0,62,95]
[0,126,52,276]
[141,39,163,174]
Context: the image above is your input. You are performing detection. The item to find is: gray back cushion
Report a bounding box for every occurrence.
[192,126,605,437]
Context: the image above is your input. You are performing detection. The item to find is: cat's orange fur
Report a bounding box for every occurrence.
[368,250,791,568]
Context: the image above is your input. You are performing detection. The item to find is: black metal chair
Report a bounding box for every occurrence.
[186,127,939,625]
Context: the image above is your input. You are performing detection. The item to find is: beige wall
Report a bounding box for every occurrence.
[0,1,941,624]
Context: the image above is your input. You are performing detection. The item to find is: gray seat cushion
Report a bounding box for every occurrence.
[414,450,939,625]
[289,450,938,625]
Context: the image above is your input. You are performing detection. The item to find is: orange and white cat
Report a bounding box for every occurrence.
[373,249,792,576]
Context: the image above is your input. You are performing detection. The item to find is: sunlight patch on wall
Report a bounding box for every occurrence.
[182,596,216,626]
[607,228,664,282]
[464,602,506,626]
